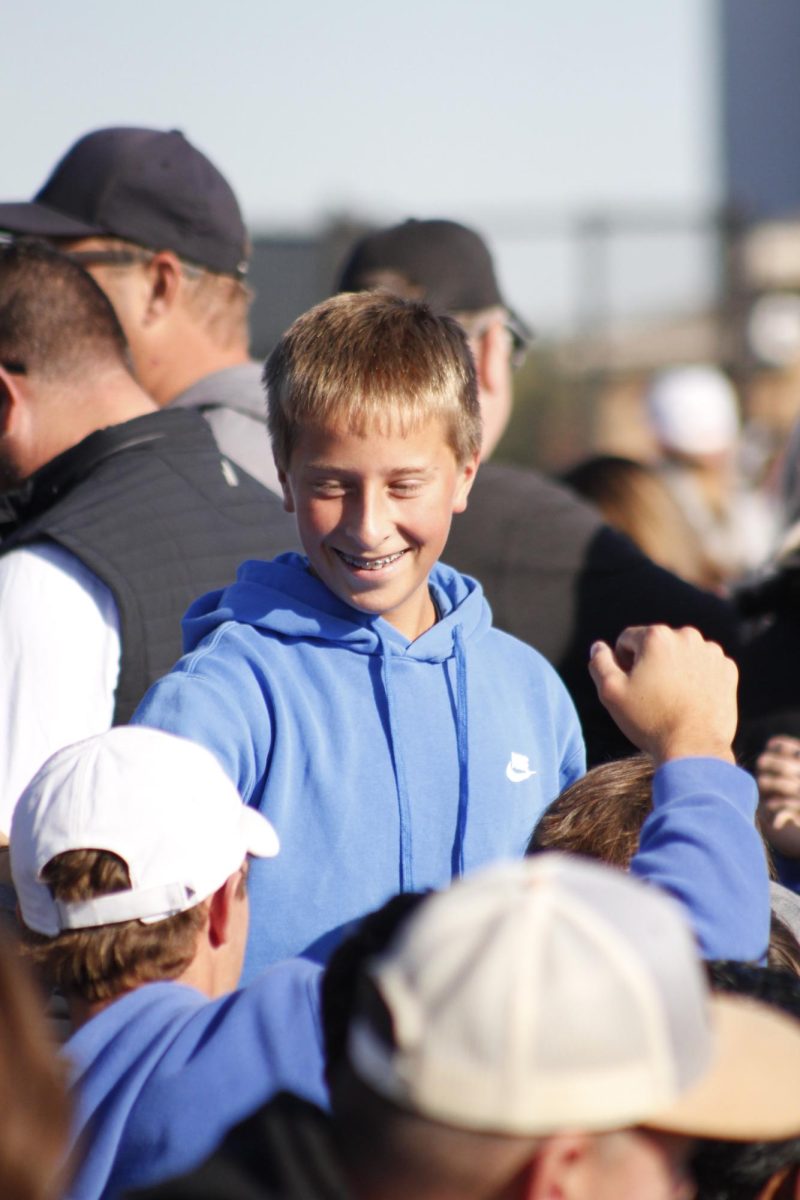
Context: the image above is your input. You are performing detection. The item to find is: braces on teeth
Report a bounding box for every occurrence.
[337,550,406,570]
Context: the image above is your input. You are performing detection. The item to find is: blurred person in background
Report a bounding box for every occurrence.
[337,219,741,764]
[777,417,800,555]
[733,416,800,738]
[562,453,722,590]
[755,734,800,895]
[645,365,778,584]
[0,125,285,494]
[0,928,71,1200]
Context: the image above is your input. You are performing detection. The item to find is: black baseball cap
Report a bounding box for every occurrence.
[337,218,532,355]
[0,127,249,278]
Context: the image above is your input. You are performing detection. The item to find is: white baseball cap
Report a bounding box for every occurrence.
[349,855,800,1141]
[646,365,739,456]
[11,727,279,936]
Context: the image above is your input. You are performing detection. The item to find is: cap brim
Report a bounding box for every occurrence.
[241,805,280,859]
[646,995,800,1141]
[0,201,106,239]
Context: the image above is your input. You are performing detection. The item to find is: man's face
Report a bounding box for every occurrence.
[280,416,478,641]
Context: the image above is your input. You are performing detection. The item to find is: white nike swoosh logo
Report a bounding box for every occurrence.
[506,754,536,783]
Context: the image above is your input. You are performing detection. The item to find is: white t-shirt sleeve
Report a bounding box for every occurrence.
[0,543,121,833]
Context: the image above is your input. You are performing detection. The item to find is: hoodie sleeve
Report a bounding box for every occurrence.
[630,758,768,963]
[131,628,270,802]
[556,683,586,794]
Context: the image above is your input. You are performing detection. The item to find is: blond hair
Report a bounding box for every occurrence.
[265,291,481,472]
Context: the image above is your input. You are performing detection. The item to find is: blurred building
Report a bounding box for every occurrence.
[248,219,369,359]
[720,0,800,373]
[722,0,800,221]
[246,11,800,474]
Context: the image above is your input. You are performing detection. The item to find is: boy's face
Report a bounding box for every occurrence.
[280,417,478,641]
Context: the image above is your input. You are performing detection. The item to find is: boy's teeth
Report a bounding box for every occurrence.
[338,550,405,570]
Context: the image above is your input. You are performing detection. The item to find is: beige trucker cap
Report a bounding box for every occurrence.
[349,855,800,1141]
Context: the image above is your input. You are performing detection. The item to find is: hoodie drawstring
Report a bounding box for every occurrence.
[379,625,471,891]
[380,632,414,891]
[451,623,470,877]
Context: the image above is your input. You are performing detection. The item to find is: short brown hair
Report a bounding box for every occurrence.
[264,291,481,472]
[768,914,800,975]
[530,755,777,878]
[528,755,655,868]
[0,240,130,383]
[21,849,208,1003]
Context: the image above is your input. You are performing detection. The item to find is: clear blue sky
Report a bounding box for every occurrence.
[2,1,720,330]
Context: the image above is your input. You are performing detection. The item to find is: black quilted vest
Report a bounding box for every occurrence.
[0,408,298,722]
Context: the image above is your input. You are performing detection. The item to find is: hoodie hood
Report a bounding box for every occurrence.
[182,552,491,661]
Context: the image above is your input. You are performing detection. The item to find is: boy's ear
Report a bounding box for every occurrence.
[452,449,480,515]
[207,871,241,949]
[278,467,296,514]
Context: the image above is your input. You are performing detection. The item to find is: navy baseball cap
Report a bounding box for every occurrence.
[0,127,249,278]
[336,218,532,356]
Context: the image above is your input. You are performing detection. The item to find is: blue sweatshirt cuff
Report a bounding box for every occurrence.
[652,757,757,817]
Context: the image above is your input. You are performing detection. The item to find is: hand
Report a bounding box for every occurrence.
[756,735,800,858]
[588,625,738,764]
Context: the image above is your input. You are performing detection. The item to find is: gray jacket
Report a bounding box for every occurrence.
[170,362,282,495]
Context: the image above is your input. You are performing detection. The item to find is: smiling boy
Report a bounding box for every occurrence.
[282,419,472,639]
[133,293,585,975]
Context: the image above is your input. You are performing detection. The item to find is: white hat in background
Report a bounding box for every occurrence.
[646,365,740,456]
[11,727,279,936]
[349,855,800,1141]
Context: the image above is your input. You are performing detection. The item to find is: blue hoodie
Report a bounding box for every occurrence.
[64,759,765,1200]
[64,959,325,1200]
[134,554,585,977]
